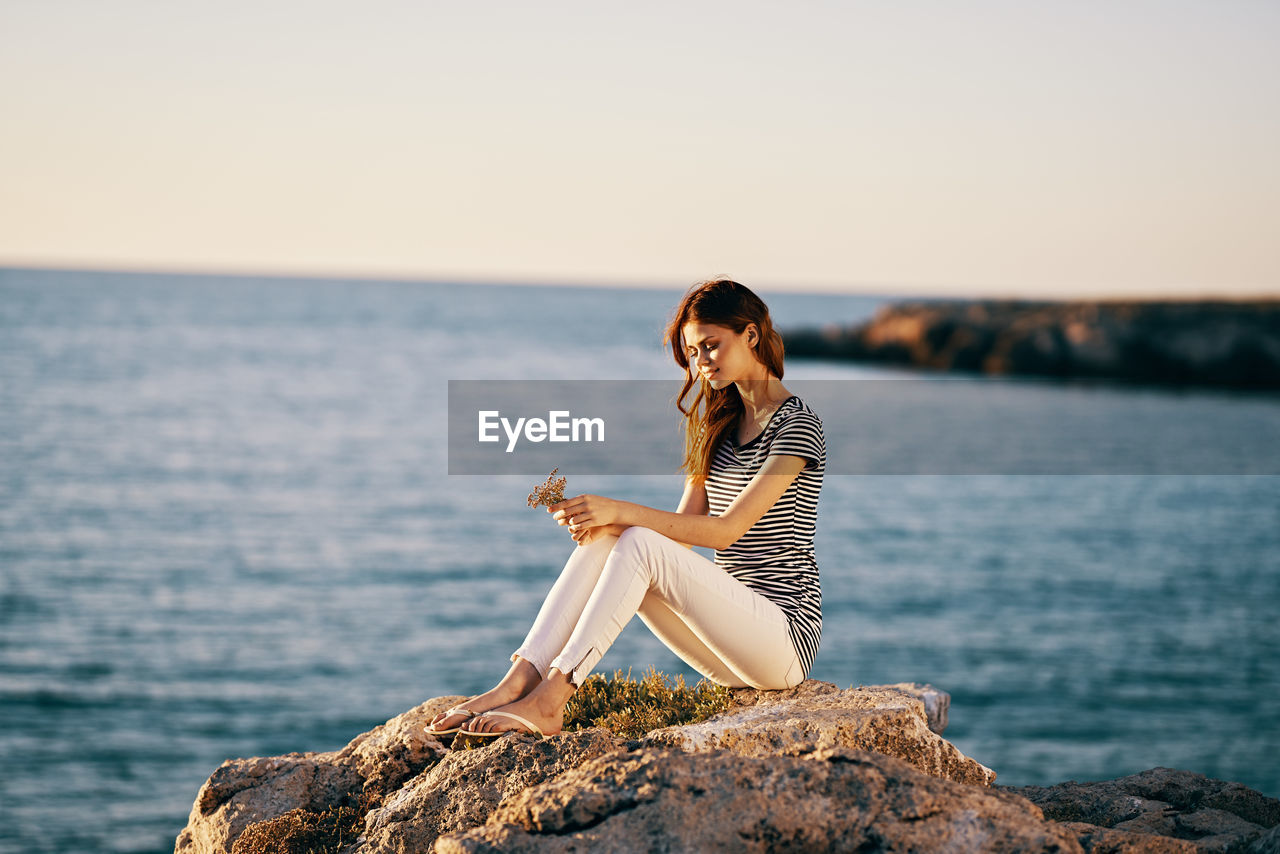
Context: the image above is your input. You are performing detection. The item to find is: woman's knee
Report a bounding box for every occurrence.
[581,531,620,554]
[613,525,665,558]
[609,526,670,583]
[616,525,657,545]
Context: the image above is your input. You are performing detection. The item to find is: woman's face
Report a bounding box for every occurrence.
[681,321,761,390]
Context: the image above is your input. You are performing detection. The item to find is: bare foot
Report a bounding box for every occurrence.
[461,674,574,737]
[427,659,541,733]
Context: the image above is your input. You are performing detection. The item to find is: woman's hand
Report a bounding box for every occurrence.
[548,494,623,545]
[570,523,628,546]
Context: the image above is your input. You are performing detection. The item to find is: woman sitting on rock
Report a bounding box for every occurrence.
[427,278,826,740]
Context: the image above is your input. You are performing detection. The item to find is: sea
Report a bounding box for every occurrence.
[1,268,1277,854]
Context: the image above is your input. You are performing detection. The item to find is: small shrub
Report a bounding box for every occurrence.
[452,667,734,750]
[231,803,362,854]
[564,667,734,739]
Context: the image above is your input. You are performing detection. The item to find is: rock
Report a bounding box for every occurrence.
[1006,767,1280,853]
[782,299,1280,390]
[357,729,623,854]
[433,746,1080,853]
[176,680,986,852]
[1057,822,1199,853]
[175,755,357,854]
[884,681,950,734]
[1250,825,1280,853]
[177,681,1276,854]
[174,696,458,854]
[642,682,993,787]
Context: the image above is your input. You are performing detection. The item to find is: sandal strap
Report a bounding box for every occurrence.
[479,710,544,737]
[444,707,478,719]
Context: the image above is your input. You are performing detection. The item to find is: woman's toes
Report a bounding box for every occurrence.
[427,709,470,731]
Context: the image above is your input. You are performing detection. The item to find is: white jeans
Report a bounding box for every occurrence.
[512,526,805,690]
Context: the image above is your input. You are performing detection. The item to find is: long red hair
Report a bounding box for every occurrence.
[664,279,786,483]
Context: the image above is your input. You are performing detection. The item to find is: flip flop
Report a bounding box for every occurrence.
[457,710,545,739]
[424,707,478,738]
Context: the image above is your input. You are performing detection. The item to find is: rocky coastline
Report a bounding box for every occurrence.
[175,681,1280,853]
[781,299,1280,390]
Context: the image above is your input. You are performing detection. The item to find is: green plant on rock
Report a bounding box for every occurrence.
[563,666,734,739]
[453,667,734,750]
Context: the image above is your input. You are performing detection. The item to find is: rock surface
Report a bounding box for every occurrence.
[175,680,1279,853]
[782,299,1280,390]
[174,695,458,854]
[434,747,1079,854]
[643,680,993,786]
[359,730,621,854]
[1006,767,1280,853]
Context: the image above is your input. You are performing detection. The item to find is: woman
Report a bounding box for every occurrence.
[427,278,825,740]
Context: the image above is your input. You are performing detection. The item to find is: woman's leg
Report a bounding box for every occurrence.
[463,526,805,736]
[560,527,798,696]
[635,591,803,689]
[429,534,620,732]
[510,533,620,678]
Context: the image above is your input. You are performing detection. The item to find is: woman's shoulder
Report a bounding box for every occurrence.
[764,397,825,463]
[776,396,824,429]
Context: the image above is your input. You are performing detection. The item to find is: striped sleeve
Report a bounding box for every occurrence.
[765,410,824,470]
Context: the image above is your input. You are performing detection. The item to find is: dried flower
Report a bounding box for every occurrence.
[527,468,567,509]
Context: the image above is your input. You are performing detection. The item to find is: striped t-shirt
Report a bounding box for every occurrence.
[705,395,825,678]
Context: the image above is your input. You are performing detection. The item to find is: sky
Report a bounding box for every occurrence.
[2,0,1277,298]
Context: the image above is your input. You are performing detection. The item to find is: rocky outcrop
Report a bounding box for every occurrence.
[176,680,1279,853]
[175,695,459,854]
[435,747,1077,853]
[644,680,994,786]
[1006,768,1280,853]
[175,681,983,853]
[359,730,621,854]
[782,299,1280,389]
[354,681,988,852]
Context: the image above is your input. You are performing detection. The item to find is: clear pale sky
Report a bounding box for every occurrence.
[2,1,1277,297]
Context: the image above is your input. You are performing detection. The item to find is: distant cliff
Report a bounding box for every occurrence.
[782,299,1280,390]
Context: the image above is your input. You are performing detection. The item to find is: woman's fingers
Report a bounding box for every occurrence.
[550,495,594,518]
[548,496,602,543]
[548,497,576,516]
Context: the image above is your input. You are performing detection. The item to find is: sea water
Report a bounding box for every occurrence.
[1,269,1277,854]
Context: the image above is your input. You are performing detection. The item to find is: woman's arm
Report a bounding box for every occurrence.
[551,455,808,551]
[554,475,708,547]
[668,474,710,549]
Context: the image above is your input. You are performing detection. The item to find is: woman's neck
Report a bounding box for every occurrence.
[736,376,791,422]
